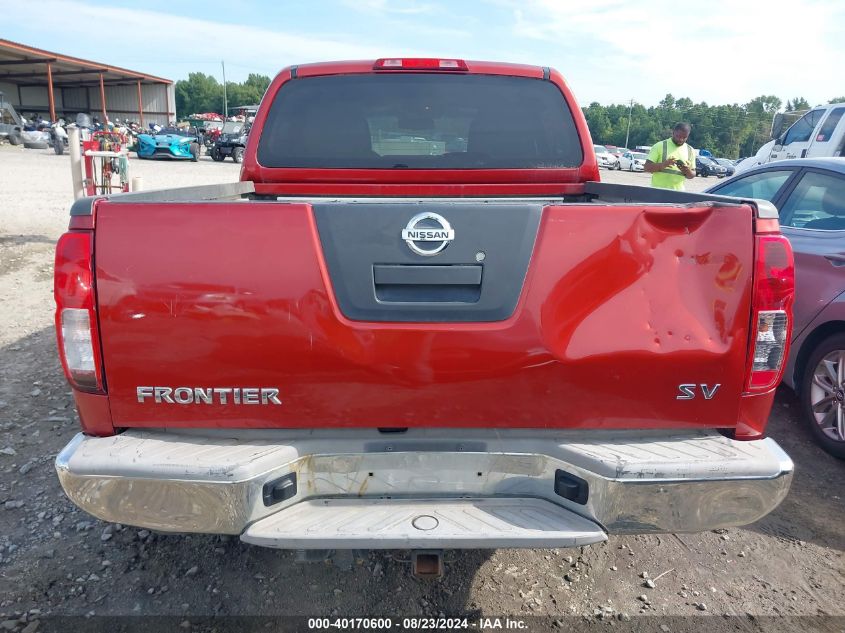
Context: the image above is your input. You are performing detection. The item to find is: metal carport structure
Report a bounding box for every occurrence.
[0,38,175,126]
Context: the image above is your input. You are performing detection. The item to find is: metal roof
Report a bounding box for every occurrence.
[0,38,172,87]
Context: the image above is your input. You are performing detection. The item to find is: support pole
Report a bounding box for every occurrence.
[68,126,84,200]
[136,80,144,126]
[222,60,228,119]
[99,73,107,125]
[164,83,171,124]
[46,62,56,122]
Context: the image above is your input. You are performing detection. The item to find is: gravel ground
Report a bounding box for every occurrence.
[0,145,843,633]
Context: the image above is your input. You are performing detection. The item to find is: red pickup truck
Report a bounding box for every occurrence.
[53,59,795,569]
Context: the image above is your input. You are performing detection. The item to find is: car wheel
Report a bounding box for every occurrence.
[190,143,200,162]
[800,333,845,459]
[231,147,244,163]
[210,148,224,162]
[8,133,22,146]
[53,137,64,155]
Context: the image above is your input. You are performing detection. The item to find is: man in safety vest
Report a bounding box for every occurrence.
[644,123,696,190]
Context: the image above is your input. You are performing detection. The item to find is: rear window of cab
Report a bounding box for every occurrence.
[257,74,584,169]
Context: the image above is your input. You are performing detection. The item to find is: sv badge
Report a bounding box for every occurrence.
[676,384,721,400]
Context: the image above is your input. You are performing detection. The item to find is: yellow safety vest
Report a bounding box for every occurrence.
[648,140,694,190]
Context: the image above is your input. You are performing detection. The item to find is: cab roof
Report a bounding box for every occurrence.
[289,59,547,80]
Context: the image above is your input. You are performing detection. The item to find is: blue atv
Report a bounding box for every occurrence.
[136,127,200,161]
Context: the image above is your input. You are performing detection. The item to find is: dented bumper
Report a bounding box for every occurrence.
[55,428,793,547]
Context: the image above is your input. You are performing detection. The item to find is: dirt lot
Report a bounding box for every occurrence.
[0,146,843,633]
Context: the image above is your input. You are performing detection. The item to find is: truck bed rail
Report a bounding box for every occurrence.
[70,181,255,216]
[584,181,779,218]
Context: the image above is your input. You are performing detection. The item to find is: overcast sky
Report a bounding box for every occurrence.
[1,0,842,108]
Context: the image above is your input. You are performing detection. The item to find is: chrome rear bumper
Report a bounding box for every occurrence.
[55,428,793,547]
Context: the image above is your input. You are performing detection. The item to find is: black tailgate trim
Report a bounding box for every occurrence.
[313,203,542,322]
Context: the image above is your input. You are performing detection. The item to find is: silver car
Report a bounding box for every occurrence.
[594,145,619,170]
[707,157,845,458]
[619,151,647,172]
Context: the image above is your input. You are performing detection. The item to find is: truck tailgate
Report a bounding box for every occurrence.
[94,200,753,430]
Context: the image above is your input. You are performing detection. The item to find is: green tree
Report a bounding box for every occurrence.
[176,73,272,118]
[746,95,782,114]
[829,96,845,104]
[675,97,693,111]
[243,74,271,102]
[175,73,223,117]
[789,97,811,110]
[226,74,272,109]
[582,102,612,143]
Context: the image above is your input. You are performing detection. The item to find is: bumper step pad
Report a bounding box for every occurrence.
[241,497,607,549]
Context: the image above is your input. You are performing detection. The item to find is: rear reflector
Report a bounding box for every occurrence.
[60,309,98,390]
[748,310,788,389]
[745,235,794,393]
[374,58,469,71]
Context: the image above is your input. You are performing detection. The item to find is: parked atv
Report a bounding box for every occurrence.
[209,121,247,163]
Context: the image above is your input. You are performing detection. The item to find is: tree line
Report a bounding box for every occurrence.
[175,72,272,118]
[584,94,845,159]
[175,73,845,160]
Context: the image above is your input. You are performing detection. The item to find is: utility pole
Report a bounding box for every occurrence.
[624,98,634,149]
[222,60,228,119]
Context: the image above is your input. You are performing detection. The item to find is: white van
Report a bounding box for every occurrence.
[736,103,845,173]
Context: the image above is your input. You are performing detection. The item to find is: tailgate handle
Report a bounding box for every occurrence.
[373,265,483,303]
[373,265,482,286]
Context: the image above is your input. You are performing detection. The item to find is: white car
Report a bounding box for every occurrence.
[619,151,648,172]
[594,145,619,169]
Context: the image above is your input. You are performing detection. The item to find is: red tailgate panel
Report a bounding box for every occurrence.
[95,201,753,430]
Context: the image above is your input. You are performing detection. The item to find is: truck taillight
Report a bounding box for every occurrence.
[745,235,794,393]
[54,232,105,393]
